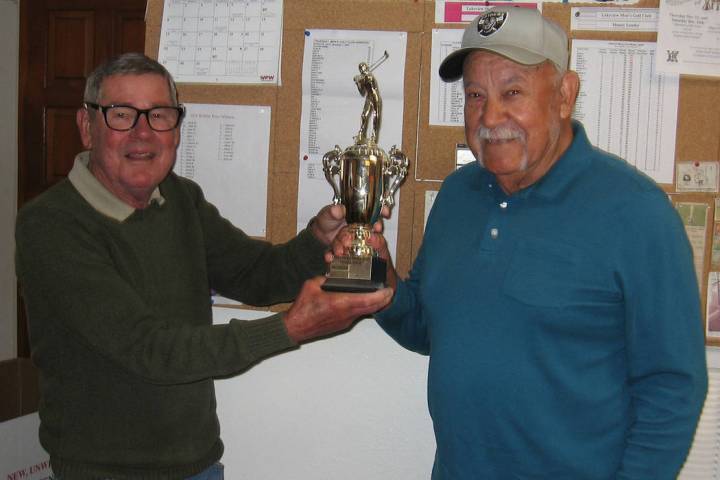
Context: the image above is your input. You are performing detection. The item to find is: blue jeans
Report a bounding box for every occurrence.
[51,462,224,480]
[186,463,224,480]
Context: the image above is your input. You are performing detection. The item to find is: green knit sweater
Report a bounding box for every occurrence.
[15,172,328,479]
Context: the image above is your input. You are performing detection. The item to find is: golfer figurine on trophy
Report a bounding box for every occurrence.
[321,51,409,292]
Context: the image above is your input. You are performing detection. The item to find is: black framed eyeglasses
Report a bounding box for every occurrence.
[84,102,185,132]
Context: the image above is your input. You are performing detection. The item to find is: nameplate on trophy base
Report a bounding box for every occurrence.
[322,256,387,293]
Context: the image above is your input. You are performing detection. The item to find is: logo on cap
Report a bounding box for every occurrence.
[477,11,507,37]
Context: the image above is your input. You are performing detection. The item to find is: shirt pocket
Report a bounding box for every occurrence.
[502,240,621,309]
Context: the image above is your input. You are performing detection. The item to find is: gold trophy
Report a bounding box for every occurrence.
[322,52,409,292]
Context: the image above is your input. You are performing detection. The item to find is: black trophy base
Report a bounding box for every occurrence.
[321,255,387,293]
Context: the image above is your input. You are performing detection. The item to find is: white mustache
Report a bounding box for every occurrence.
[477,126,526,142]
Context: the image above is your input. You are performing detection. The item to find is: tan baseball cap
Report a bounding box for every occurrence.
[439,7,569,82]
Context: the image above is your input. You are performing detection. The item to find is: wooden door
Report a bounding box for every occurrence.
[19,0,147,205]
[17,0,147,356]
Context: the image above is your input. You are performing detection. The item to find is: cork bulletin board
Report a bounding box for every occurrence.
[541,0,720,345]
[145,0,720,341]
[145,0,425,278]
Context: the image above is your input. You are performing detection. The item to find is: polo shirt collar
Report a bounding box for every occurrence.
[529,120,593,200]
[475,120,593,200]
[68,151,165,221]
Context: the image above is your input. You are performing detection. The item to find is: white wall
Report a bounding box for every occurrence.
[707,346,720,368]
[0,0,19,361]
[213,308,436,479]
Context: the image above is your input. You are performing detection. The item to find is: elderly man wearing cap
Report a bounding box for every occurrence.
[372,6,707,479]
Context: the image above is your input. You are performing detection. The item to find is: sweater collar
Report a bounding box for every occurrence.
[68,151,165,221]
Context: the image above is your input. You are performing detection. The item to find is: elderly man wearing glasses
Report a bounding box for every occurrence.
[15,53,392,480]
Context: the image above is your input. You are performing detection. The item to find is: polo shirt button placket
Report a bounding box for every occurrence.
[489,200,509,240]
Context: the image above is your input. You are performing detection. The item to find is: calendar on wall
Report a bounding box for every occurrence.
[158,0,283,84]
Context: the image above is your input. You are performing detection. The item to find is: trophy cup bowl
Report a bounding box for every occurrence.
[321,141,408,292]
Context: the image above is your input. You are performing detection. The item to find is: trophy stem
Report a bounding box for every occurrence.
[348,224,373,258]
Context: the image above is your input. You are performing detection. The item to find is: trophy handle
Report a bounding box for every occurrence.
[383,145,409,208]
[322,145,344,205]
